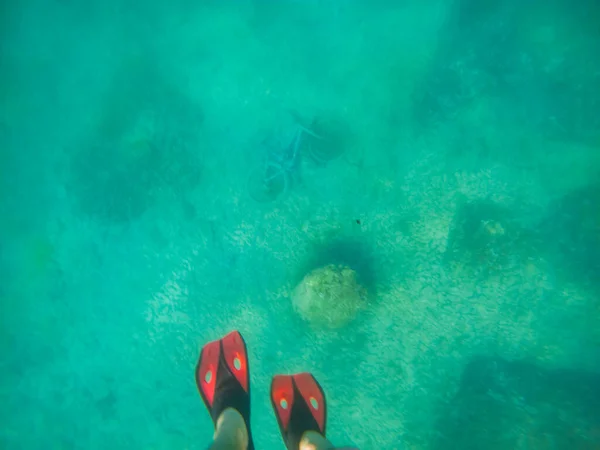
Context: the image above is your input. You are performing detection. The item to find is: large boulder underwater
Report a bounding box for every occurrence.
[292,263,367,329]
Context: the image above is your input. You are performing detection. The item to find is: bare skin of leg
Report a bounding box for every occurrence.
[299,430,335,450]
[206,409,341,450]
[207,408,248,450]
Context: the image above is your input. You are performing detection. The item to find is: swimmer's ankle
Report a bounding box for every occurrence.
[299,430,334,450]
[210,408,248,450]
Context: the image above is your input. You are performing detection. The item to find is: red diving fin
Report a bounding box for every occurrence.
[196,331,254,450]
[271,372,327,450]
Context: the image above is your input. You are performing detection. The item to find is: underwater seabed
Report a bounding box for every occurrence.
[433,357,600,449]
[2,0,600,449]
[147,150,599,449]
[4,123,600,449]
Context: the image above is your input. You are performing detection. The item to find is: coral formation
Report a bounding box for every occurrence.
[292,264,367,329]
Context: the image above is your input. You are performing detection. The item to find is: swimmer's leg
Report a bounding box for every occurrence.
[208,408,248,450]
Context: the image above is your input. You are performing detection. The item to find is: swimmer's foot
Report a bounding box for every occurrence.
[196,331,254,450]
[271,373,359,450]
[270,372,329,450]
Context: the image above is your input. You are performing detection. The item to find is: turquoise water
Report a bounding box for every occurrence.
[1,1,599,448]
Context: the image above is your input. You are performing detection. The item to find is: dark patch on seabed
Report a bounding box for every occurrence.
[539,181,600,294]
[68,55,204,225]
[432,357,600,449]
[444,198,541,279]
[412,0,600,145]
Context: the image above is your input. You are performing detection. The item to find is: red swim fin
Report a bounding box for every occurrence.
[196,331,254,450]
[270,372,327,450]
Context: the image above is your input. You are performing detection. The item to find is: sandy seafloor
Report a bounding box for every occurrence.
[1,1,600,448]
